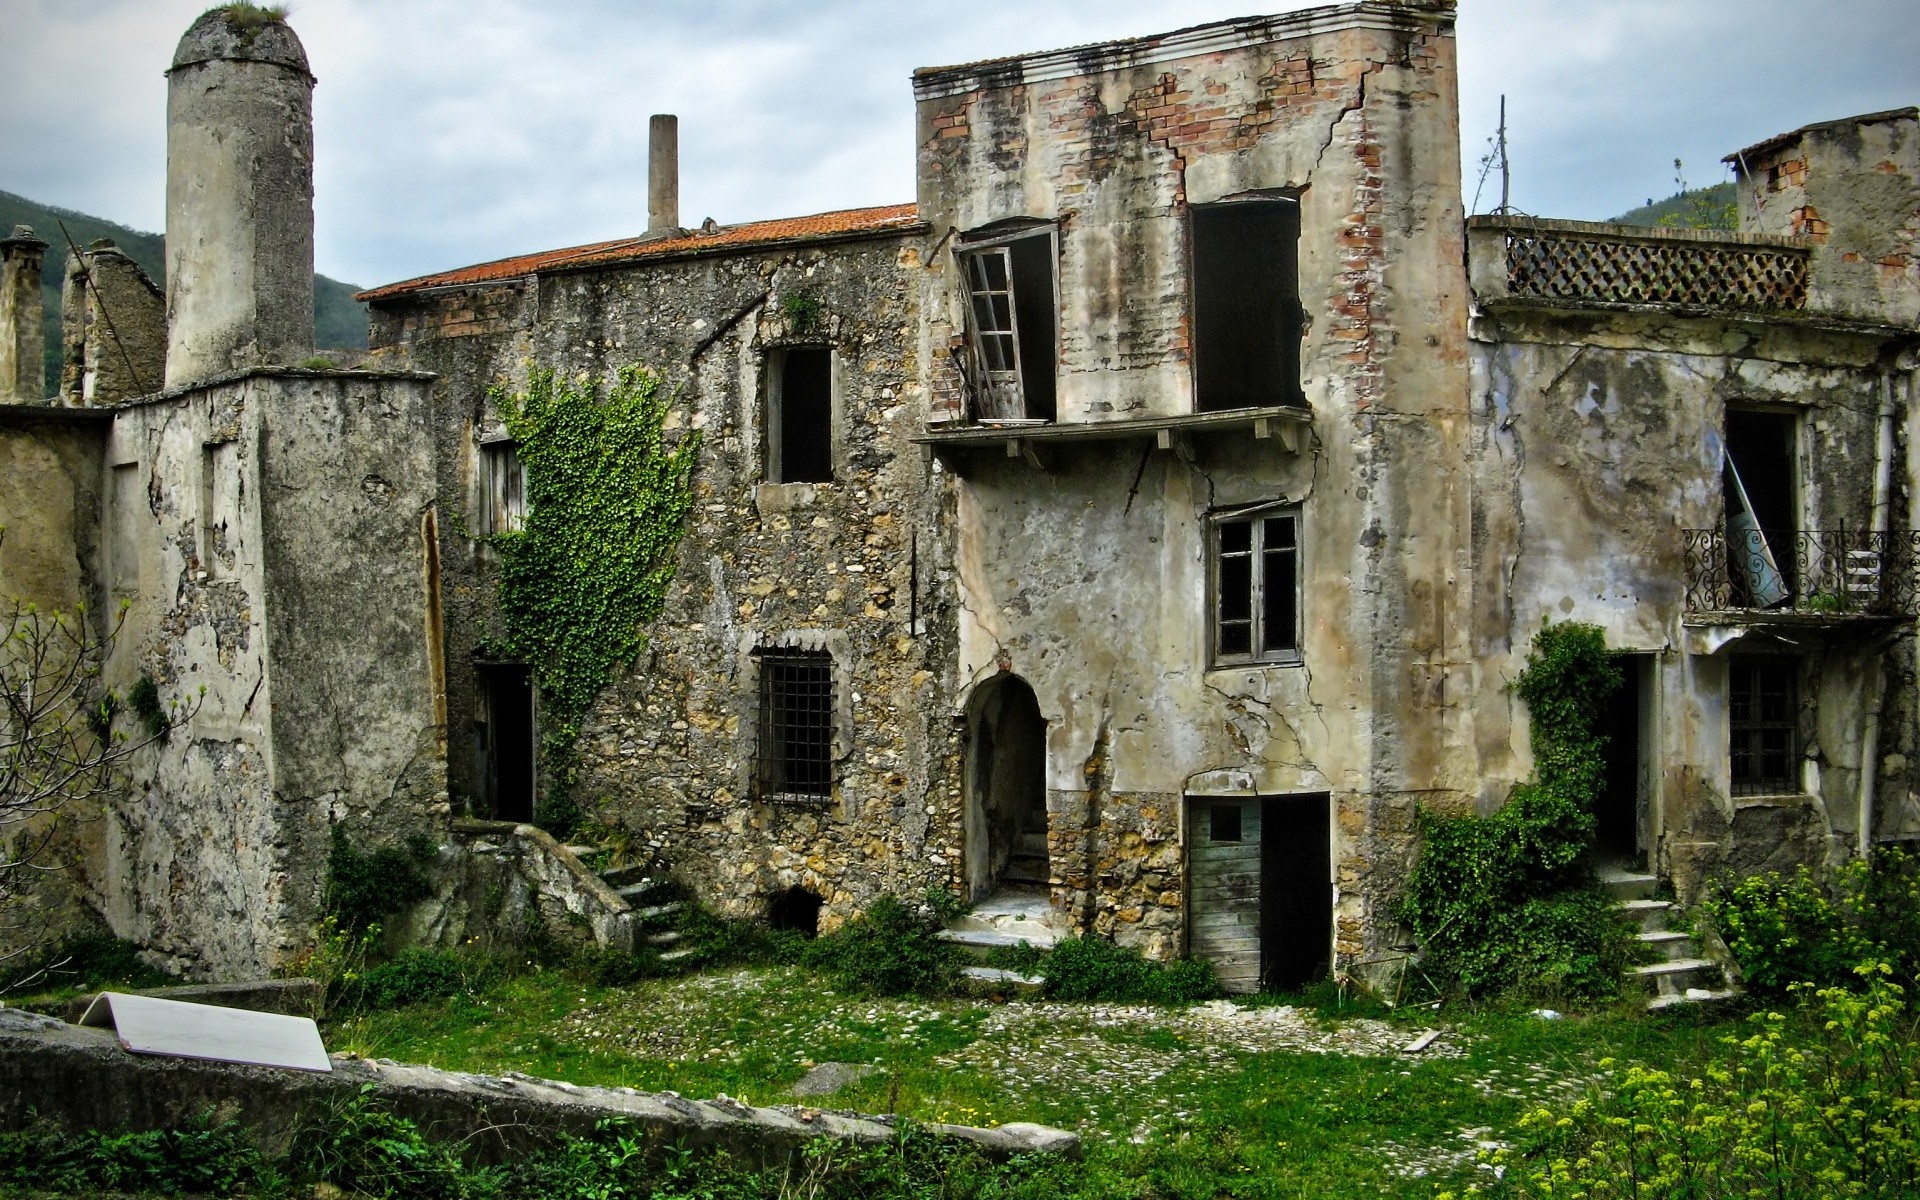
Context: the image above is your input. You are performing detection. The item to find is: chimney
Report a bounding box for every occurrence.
[0,225,48,404]
[164,6,316,390]
[648,114,680,237]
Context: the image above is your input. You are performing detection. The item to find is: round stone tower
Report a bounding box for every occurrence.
[164,5,315,390]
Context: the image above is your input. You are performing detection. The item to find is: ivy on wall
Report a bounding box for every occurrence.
[1399,620,1637,1000]
[492,365,700,783]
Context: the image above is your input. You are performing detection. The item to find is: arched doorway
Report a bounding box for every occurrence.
[963,674,1049,903]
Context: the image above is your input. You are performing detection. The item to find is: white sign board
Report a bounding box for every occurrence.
[80,992,332,1073]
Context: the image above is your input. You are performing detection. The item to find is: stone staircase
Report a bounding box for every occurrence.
[569,847,696,964]
[1601,865,1739,1010]
[937,883,1056,991]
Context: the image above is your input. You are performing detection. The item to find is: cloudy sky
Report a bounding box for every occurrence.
[3,0,1914,290]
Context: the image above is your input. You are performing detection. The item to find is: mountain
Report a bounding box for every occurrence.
[0,189,368,399]
[1610,181,1738,230]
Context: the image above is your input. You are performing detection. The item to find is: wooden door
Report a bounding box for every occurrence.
[1187,798,1262,993]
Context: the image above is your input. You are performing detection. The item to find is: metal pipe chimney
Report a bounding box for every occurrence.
[648,115,679,237]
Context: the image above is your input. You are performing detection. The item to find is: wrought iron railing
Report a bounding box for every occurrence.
[1683,528,1920,616]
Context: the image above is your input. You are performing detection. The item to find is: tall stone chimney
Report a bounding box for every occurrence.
[648,114,680,237]
[164,6,315,390]
[0,225,48,404]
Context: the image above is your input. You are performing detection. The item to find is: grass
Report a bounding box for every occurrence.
[329,963,1749,1198]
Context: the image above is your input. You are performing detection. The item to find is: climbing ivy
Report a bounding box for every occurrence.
[1399,620,1638,1000]
[492,365,700,783]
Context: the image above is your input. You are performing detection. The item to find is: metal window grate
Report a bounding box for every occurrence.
[757,650,834,799]
[1730,658,1798,795]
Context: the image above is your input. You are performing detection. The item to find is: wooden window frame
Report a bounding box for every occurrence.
[479,439,525,536]
[956,224,1059,422]
[1729,656,1799,796]
[1208,504,1302,668]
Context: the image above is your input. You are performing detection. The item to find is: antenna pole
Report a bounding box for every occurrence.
[1498,94,1510,214]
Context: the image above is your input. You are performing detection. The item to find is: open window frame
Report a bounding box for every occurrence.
[955,222,1060,424]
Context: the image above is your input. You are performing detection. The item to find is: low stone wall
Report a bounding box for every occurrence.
[408,820,637,954]
[0,1008,1078,1165]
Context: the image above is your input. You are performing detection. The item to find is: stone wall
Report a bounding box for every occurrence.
[372,229,963,932]
[60,242,167,407]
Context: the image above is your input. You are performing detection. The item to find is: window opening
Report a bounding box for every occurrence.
[958,231,1057,422]
[1210,802,1243,843]
[771,347,832,483]
[480,441,525,535]
[757,649,834,798]
[1212,510,1300,665]
[1729,657,1797,795]
[1723,409,1797,607]
[1192,199,1302,412]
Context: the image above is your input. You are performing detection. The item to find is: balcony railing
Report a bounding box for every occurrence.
[1683,528,1920,617]
[1468,216,1811,314]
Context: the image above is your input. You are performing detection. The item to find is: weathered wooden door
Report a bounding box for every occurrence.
[1187,798,1263,993]
[1187,794,1331,993]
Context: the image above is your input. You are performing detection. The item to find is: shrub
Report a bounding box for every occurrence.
[1462,965,1920,1199]
[7,933,174,995]
[324,827,439,933]
[349,946,476,1011]
[1401,621,1636,1001]
[569,943,663,988]
[803,894,961,997]
[291,1085,491,1199]
[0,1113,270,1196]
[1705,848,1920,997]
[1042,936,1220,1004]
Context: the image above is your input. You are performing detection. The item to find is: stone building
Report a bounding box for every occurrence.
[1,1,1915,991]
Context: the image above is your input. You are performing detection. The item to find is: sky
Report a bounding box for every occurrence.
[2,0,1915,290]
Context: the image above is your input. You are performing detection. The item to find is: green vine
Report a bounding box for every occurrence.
[491,365,700,791]
[1399,620,1636,1000]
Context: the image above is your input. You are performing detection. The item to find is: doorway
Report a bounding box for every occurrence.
[1595,654,1651,864]
[1186,794,1331,994]
[963,674,1049,903]
[477,663,535,822]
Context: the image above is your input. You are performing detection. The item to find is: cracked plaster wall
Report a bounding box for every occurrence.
[917,10,1475,968]
[1468,300,1919,904]
[370,233,961,933]
[96,371,444,980]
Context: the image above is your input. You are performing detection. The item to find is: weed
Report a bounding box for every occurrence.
[1704,847,1920,997]
[324,826,439,933]
[803,895,961,997]
[349,946,482,1011]
[5,932,173,996]
[127,673,170,742]
[0,1112,271,1195]
[1041,936,1220,1004]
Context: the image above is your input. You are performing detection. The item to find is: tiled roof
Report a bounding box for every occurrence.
[356,204,922,302]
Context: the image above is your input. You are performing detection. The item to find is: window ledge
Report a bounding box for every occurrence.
[915,404,1311,460]
[1206,656,1305,673]
[760,791,835,807]
[1732,791,1816,809]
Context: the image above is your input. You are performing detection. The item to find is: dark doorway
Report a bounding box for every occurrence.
[1595,655,1646,862]
[1192,199,1302,412]
[1187,793,1331,994]
[963,674,1049,902]
[1724,409,1799,601]
[772,348,832,484]
[478,664,535,822]
[767,887,824,937]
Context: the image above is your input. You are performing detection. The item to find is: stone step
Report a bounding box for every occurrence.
[1016,832,1048,855]
[1618,898,1674,933]
[600,863,658,889]
[1599,868,1659,902]
[1647,987,1743,1011]
[1637,930,1695,961]
[659,947,696,964]
[959,965,1045,993]
[634,902,684,924]
[1632,958,1723,996]
[938,927,1059,957]
[562,845,601,859]
[645,930,683,947]
[1002,855,1050,885]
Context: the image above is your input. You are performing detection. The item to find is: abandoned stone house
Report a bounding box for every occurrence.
[0,1,1915,994]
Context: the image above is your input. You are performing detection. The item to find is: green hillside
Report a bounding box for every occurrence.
[0,189,368,399]
[1611,181,1738,230]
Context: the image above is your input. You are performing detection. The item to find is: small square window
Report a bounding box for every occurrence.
[1211,509,1300,666]
[1210,802,1243,843]
[757,650,835,799]
[480,441,525,535]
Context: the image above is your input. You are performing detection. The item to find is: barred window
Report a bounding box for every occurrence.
[757,650,834,798]
[1211,509,1300,666]
[1730,658,1797,795]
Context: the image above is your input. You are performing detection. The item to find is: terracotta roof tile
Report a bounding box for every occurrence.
[357,204,921,302]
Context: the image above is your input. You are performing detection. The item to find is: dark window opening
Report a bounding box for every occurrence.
[767,886,824,937]
[772,348,833,484]
[1213,511,1300,665]
[757,650,834,798]
[1730,657,1798,795]
[1723,409,1798,606]
[477,663,535,822]
[959,231,1057,422]
[1210,802,1243,843]
[1193,199,1302,412]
